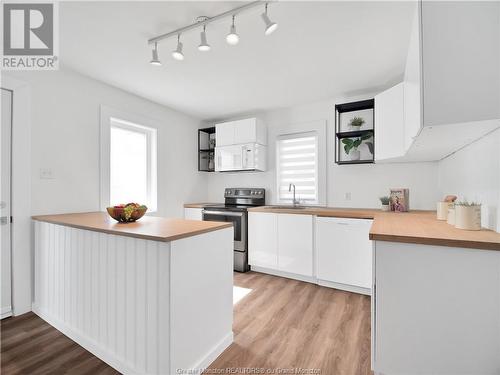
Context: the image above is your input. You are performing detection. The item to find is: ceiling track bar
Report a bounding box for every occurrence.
[148,1,266,45]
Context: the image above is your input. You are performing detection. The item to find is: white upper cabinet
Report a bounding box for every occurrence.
[215,118,267,147]
[375,1,500,162]
[375,83,405,161]
[421,1,500,127]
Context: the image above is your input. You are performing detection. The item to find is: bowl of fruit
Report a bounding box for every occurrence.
[106,203,148,223]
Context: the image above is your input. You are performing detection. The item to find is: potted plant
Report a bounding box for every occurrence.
[341,132,373,161]
[379,196,390,211]
[454,201,481,230]
[348,116,365,130]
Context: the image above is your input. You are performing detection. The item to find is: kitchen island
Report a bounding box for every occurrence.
[32,212,234,375]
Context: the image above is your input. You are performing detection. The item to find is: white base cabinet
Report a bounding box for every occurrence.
[316,217,372,291]
[277,214,313,277]
[184,207,203,221]
[373,241,500,375]
[249,212,370,294]
[248,212,278,269]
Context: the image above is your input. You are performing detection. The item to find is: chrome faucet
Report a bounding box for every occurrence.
[289,183,299,207]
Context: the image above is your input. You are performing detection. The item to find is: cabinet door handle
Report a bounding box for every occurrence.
[336,222,349,225]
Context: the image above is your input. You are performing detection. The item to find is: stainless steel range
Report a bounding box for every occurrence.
[202,188,265,272]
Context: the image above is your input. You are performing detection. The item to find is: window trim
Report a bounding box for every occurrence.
[100,105,158,212]
[276,131,319,205]
[272,120,327,206]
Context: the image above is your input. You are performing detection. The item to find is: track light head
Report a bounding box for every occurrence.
[198,25,211,51]
[226,15,239,45]
[149,42,162,66]
[261,3,278,35]
[172,35,184,60]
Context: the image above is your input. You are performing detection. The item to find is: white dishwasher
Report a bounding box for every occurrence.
[315,217,373,294]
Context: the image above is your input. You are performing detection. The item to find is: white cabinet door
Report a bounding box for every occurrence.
[277,214,313,276]
[184,208,203,221]
[403,7,422,151]
[316,217,372,289]
[248,212,278,269]
[375,83,405,161]
[215,122,234,146]
[233,119,257,145]
[215,145,243,171]
[422,1,500,127]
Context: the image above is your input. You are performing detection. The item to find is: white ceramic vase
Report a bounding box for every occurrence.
[381,204,390,212]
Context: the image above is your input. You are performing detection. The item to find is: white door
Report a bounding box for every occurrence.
[1,89,12,319]
[215,145,243,171]
[248,212,278,269]
[215,122,234,146]
[316,217,372,289]
[277,214,313,276]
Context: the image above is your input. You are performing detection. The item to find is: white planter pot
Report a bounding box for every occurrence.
[349,149,360,161]
[447,207,455,225]
[455,205,481,230]
[437,202,452,220]
[381,204,390,212]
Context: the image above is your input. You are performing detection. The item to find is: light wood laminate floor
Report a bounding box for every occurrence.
[1,271,371,374]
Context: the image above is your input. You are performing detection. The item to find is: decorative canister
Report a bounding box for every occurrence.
[454,204,481,230]
[437,202,452,220]
[447,207,455,225]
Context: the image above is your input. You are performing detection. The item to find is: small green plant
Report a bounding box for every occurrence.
[454,200,481,207]
[349,117,365,127]
[341,132,373,155]
[379,196,390,205]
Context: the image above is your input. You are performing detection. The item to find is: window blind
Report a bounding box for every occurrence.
[276,132,318,204]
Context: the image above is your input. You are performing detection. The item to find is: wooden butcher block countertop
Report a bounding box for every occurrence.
[32,212,233,242]
[247,206,500,251]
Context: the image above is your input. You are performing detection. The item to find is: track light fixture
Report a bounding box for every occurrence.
[149,42,162,66]
[172,34,184,60]
[147,1,279,63]
[261,3,278,35]
[226,15,240,45]
[198,25,211,52]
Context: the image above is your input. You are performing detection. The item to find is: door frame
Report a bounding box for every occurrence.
[1,87,13,319]
[1,75,32,316]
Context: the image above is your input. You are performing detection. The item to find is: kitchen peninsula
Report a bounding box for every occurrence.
[31,212,234,375]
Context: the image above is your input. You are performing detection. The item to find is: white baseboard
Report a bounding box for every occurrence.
[188,331,233,373]
[251,267,371,296]
[250,266,316,283]
[1,306,12,319]
[317,279,371,296]
[32,304,137,375]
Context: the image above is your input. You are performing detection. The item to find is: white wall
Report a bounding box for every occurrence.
[5,69,207,218]
[438,128,500,232]
[206,97,439,209]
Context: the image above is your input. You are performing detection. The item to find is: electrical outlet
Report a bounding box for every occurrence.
[345,192,351,201]
[40,168,54,179]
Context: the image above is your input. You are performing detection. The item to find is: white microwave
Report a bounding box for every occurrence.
[215,143,267,172]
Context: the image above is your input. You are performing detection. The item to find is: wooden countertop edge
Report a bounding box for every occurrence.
[31,216,233,243]
[369,233,500,251]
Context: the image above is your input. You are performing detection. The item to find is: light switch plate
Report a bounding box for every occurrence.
[345,192,351,201]
[40,168,54,179]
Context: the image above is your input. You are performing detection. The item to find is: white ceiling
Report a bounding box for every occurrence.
[60,1,416,120]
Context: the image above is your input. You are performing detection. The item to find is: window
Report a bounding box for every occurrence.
[276,132,318,204]
[100,106,157,212]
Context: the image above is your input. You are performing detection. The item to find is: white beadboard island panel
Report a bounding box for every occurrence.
[33,221,233,375]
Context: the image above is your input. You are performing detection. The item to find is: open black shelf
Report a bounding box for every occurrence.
[336,129,374,139]
[335,99,375,165]
[198,127,216,172]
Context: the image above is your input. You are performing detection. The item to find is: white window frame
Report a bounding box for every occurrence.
[273,120,327,206]
[100,105,158,212]
[276,131,319,205]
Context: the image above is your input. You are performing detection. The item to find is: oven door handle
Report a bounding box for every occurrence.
[203,210,244,217]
